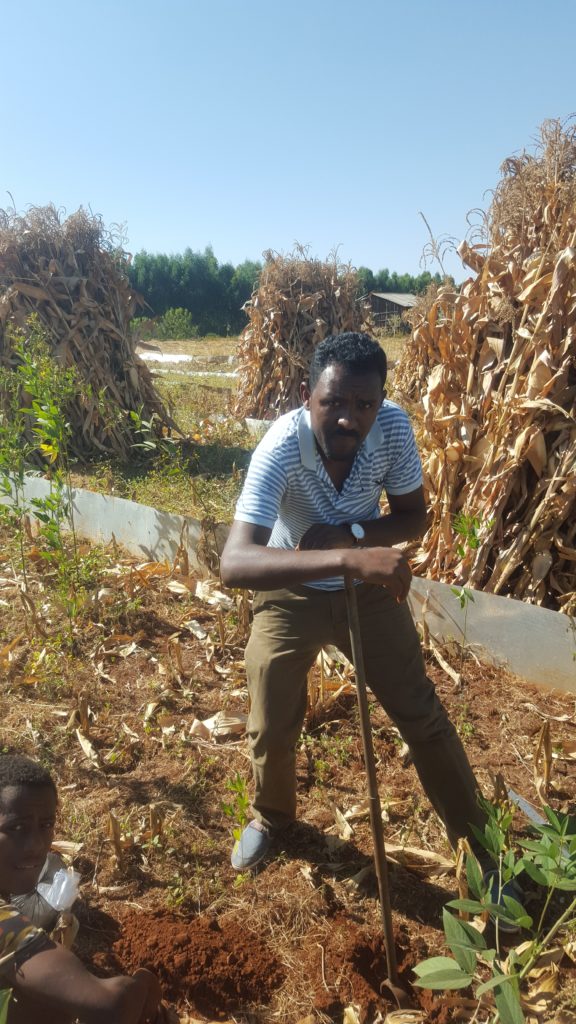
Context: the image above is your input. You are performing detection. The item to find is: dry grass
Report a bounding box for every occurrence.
[377,333,407,368]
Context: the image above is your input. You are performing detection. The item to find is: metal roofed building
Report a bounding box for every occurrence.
[369,291,418,330]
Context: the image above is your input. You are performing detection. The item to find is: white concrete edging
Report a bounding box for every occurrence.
[408,577,575,695]
[0,475,227,573]
[3,475,575,694]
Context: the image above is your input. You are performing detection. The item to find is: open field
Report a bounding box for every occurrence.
[137,334,239,364]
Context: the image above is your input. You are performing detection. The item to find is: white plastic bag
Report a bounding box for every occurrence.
[37,867,81,911]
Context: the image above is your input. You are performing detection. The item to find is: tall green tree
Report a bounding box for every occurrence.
[357,266,376,294]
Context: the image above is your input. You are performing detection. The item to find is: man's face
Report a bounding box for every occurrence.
[0,784,56,895]
[301,363,385,464]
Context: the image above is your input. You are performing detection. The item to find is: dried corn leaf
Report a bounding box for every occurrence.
[51,839,83,857]
[534,720,553,802]
[384,842,455,876]
[189,718,211,740]
[182,619,208,640]
[195,579,233,611]
[342,1008,361,1024]
[75,729,100,768]
[384,1014,427,1024]
[143,701,161,723]
[201,711,247,738]
[395,119,576,613]
[331,803,354,841]
[0,632,24,672]
[166,579,194,596]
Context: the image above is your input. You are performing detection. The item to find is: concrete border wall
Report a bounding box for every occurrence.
[3,476,575,694]
[408,577,574,695]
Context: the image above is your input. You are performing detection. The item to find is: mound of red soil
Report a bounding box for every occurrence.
[310,922,413,1021]
[106,910,285,1018]
[297,917,439,1023]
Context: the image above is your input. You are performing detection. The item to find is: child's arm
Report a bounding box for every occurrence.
[5,939,162,1023]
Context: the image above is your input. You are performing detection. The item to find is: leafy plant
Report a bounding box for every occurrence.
[16,328,86,638]
[165,871,190,909]
[451,585,476,611]
[130,316,159,342]
[0,361,34,590]
[0,317,108,641]
[450,584,476,671]
[221,773,250,842]
[0,989,11,1024]
[413,799,576,1023]
[449,511,493,665]
[129,406,176,457]
[455,702,475,739]
[158,307,198,341]
[453,512,483,559]
[304,732,354,785]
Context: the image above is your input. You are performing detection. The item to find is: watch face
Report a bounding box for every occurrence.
[350,522,365,541]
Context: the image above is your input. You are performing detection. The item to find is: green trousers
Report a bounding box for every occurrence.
[245,582,486,848]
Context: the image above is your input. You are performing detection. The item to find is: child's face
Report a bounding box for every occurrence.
[0,784,57,895]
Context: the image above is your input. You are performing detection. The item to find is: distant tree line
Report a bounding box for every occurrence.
[127,248,447,336]
[127,247,261,335]
[356,267,445,295]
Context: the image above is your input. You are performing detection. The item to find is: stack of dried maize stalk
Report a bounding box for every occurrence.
[395,120,576,612]
[234,247,367,418]
[0,205,173,461]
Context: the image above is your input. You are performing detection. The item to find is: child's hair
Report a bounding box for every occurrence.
[0,754,57,808]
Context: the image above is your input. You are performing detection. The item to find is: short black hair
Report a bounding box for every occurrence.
[308,332,387,391]
[0,755,57,808]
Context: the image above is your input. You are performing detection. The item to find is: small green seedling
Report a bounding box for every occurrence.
[221,773,250,843]
[450,511,491,669]
[450,584,475,670]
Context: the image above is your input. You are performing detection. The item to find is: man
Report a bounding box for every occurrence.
[221,331,486,871]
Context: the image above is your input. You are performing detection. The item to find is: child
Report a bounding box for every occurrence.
[0,754,168,1023]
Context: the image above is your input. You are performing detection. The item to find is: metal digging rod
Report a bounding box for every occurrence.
[344,577,412,1009]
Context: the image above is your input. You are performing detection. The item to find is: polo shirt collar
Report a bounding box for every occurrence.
[297,407,384,470]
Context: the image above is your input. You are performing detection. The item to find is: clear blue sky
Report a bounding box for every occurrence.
[2,0,575,280]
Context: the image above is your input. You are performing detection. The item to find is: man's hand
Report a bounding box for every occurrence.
[297,524,412,601]
[298,523,354,550]
[346,546,412,603]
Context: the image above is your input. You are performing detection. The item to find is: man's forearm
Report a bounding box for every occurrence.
[220,541,412,602]
[361,508,427,547]
[221,544,351,590]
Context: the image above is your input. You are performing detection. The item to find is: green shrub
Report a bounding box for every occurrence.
[158,308,198,340]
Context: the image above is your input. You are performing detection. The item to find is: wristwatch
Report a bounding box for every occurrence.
[348,522,366,546]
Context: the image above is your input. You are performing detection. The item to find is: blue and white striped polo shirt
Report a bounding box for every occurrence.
[235,400,422,590]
